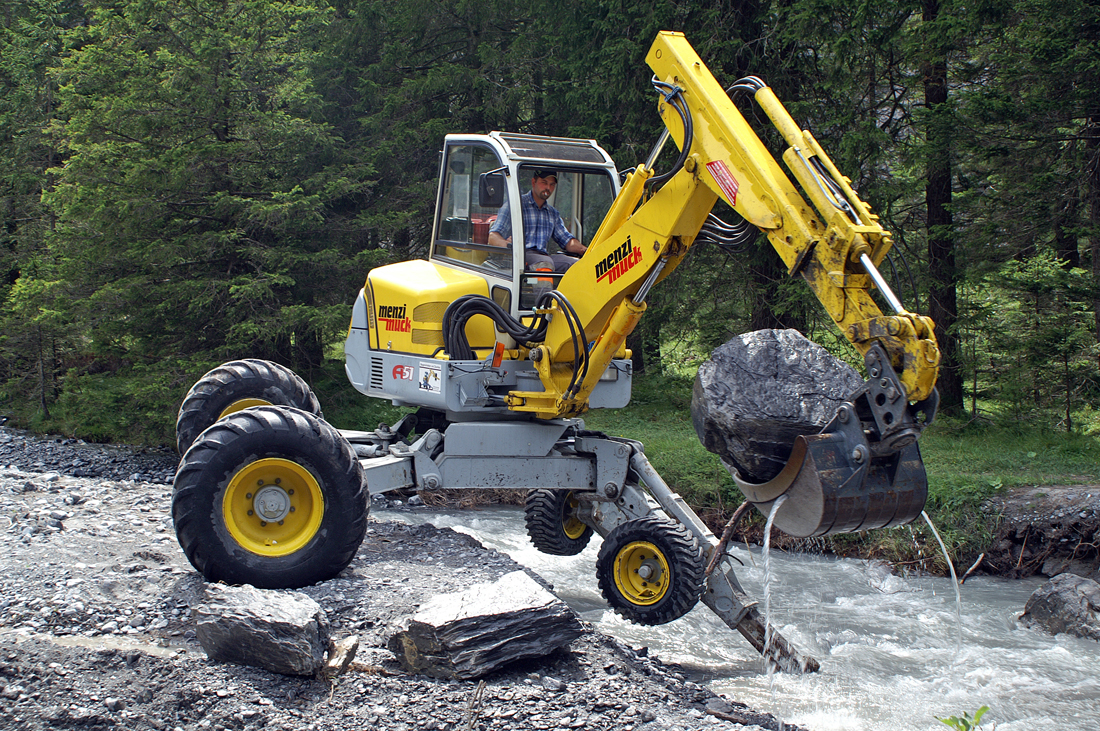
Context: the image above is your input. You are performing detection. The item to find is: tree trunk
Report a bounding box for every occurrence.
[1086,113,1100,338]
[36,326,50,419]
[749,250,805,333]
[922,0,963,414]
[1054,193,1081,269]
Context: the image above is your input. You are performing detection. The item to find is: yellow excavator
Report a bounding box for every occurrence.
[171,32,940,673]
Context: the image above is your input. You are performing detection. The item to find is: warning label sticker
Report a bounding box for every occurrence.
[417,362,441,394]
[706,160,740,205]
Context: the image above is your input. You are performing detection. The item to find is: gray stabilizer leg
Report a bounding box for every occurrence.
[702,559,819,673]
[628,449,819,674]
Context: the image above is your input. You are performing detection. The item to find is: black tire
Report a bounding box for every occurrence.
[596,515,705,626]
[176,359,323,455]
[525,489,594,556]
[172,405,366,589]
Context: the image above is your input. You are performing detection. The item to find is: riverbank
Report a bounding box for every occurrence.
[3,421,1097,585]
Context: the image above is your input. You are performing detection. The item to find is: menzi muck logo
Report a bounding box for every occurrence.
[377,304,411,332]
[595,237,642,285]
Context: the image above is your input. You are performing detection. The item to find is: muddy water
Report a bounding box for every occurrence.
[381,505,1100,731]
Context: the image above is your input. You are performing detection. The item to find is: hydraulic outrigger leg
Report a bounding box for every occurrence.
[625,450,820,673]
[351,422,819,673]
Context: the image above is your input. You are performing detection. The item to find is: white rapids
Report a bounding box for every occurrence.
[379,505,1100,731]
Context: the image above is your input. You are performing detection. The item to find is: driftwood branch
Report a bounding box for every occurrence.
[959,553,985,584]
[705,501,752,578]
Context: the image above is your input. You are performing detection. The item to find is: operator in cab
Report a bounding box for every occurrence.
[486,169,588,273]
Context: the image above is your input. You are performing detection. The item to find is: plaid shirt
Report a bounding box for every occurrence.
[489,191,575,254]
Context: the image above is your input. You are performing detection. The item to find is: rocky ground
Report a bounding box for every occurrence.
[0,426,798,731]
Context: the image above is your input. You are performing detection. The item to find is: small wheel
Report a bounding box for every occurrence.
[596,515,705,626]
[176,359,322,454]
[525,489,594,556]
[172,405,366,589]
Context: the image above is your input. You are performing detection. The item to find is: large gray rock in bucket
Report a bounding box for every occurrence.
[387,570,583,680]
[194,583,330,676]
[692,329,864,482]
[1019,573,1100,640]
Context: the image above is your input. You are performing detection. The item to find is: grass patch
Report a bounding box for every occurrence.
[0,357,216,446]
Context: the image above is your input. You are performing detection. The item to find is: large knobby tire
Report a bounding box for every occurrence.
[525,489,594,556]
[596,515,705,626]
[176,359,323,455]
[172,405,366,589]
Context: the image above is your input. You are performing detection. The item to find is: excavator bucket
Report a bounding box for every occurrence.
[733,424,928,537]
[730,343,935,538]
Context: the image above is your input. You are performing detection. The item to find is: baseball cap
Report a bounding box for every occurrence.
[532,169,557,179]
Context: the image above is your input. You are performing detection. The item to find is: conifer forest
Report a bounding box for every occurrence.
[2,0,1099,444]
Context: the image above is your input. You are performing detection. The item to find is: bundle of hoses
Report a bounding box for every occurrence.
[441,290,592,398]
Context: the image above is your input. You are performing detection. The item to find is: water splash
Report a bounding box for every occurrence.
[921,510,963,656]
[762,494,789,730]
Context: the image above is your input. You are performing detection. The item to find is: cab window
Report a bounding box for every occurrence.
[515,166,617,310]
[432,144,511,276]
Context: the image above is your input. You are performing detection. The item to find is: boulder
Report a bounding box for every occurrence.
[387,570,583,680]
[193,583,330,676]
[1019,573,1100,640]
[692,329,863,482]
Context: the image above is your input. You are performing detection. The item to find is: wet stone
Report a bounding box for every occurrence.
[1020,572,1100,640]
[387,570,583,680]
[691,328,863,482]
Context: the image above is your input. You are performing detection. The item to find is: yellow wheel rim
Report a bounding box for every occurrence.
[218,398,271,420]
[222,458,324,557]
[612,540,670,606]
[562,493,587,540]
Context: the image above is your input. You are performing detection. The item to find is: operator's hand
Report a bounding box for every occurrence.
[487,231,512,248]
[565,237,587,256]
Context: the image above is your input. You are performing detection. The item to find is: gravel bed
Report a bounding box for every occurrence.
[0,426,802,731]
[0,426,178,484]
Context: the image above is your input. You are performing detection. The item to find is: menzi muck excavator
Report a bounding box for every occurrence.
[171,32,940,673]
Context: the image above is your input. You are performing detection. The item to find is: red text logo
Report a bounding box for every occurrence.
[595,237,642,285]
[378,304,411,332]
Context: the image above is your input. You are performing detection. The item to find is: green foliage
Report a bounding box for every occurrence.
[1,0,1100,461]
[40,0,374,372]
[936,705,990,731]
[583,372,739,511]
[970,252,1098,429]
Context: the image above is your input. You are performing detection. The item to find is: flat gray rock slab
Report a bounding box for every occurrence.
[692,328,863,482]
[1020,572,1100,640]
[387,570,583,680]
[194,583,330,676]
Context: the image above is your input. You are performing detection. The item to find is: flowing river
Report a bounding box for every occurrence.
[378,505,1100,731]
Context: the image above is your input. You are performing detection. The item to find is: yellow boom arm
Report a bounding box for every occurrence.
[506,31,939,419]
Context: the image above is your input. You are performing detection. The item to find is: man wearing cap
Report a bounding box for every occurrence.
[487,169,587,272]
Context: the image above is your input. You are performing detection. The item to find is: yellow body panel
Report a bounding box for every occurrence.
[366,260,495,356]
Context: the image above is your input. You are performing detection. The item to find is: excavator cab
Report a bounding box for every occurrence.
[427,134,619,317]
[342,132,633,413]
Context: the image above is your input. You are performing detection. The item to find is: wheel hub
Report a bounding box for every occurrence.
[614,541,671,605]
[222,457,324,557]
[636,560,661,581]
[253,484,291,522]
